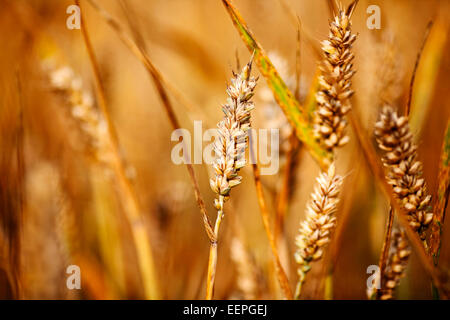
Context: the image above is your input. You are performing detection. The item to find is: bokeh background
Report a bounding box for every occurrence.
[0,0,449,299]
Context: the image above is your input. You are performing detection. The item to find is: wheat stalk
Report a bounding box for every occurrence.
[314,1,357,152]
[294,163,343,298]
[374,106,434,242]
[206,59,257,300]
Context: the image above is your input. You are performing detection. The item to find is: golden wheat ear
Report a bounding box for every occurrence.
[294,163,343,299]
[374,106,434,242]
[314,1,357,152]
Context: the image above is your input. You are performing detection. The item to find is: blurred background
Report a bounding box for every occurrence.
[0,0,449,299]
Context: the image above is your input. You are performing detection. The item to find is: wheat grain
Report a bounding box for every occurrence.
[374,106,433,241]
[294,163,343,298]
[314,1,357,152]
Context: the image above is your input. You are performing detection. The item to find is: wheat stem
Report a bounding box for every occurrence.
[205,195,224,300]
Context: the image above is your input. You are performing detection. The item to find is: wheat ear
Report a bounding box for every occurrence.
[378,227,411,300]
[294,163,343,298]
[48,66,113,164]
[314,1,357,152]
[374,106,433,242]
[206,59,257,299]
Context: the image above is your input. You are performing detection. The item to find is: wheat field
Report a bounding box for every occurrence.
[0,0,449,300]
